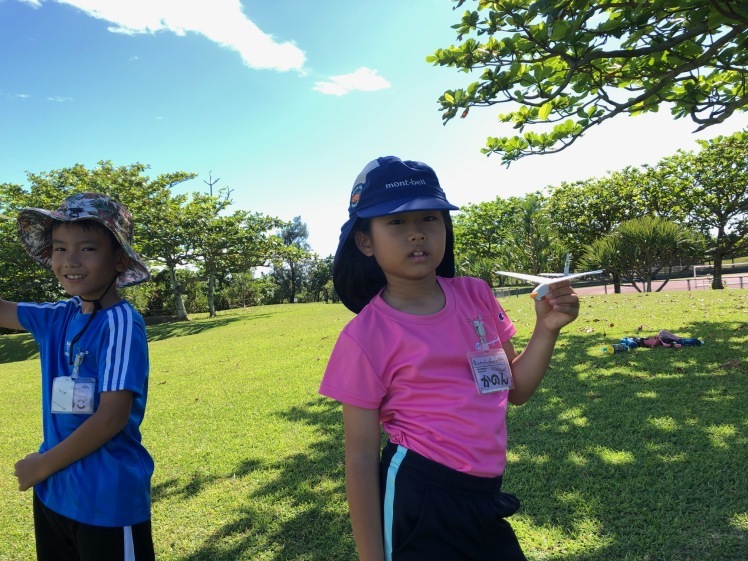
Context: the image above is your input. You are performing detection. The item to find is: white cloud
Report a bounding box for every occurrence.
[46,0,306,72]
[313,67,391,96]
[47,96,73,102]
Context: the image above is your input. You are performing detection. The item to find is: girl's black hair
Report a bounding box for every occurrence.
[332,211,455,314]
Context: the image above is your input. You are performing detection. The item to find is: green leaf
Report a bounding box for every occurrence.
[539,102,553,120]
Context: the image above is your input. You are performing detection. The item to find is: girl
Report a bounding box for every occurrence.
[319,156,580,561]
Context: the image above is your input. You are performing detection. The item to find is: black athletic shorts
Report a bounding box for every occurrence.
[380,442,527,561]
[33,492,155,561]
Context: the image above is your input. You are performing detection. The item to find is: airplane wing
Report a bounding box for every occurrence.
[495,271,548,284]
[497,269,604,284]
[562,270,604,280]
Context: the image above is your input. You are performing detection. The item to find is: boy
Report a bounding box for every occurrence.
[1,192,155,561]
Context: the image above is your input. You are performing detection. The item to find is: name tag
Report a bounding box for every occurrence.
[467,349,513,394]
[52,376,95,414]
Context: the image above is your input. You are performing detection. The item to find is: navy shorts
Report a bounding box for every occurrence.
[33,492,155,561]
[380,442,527,561]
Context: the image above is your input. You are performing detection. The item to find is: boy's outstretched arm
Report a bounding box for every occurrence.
[343,403,385,561]
[0,299,23,331]
[507,280,580,405]
[14,390,133,490]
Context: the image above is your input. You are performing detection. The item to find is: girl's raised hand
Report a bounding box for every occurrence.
[534,280,580,333]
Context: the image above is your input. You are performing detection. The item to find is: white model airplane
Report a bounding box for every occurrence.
[496,255,603,300]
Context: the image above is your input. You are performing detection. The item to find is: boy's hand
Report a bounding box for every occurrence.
[535,280,580,332]
[14,452,48,491]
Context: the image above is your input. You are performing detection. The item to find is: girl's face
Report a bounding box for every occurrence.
[355,210,446,283]
[50,222,127,309]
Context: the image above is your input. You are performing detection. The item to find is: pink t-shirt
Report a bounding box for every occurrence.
[319,276,517,477]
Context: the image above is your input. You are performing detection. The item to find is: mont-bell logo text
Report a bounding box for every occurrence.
[385,178,427,189]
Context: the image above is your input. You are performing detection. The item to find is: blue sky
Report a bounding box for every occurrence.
[2,0,748,257]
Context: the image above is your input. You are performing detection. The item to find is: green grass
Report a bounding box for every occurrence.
[1,292,747,560]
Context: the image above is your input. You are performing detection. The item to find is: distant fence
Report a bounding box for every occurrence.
[679,276,746,290]
[492,275,747,298]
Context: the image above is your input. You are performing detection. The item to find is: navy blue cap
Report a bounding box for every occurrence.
[346,156,459,219]
[333,156,458,313]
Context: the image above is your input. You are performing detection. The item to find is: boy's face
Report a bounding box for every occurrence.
[50,222,127,308]
[354,210,446,284]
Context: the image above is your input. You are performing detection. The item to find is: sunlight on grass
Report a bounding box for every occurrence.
[506,446,550,466]
[704,424,737,448]
[592,447,635,465]
[701,387,735,402]
[565,452,588,467]
[645,442,687,463]
[636,390,658,398]
[556,406,588,430]
[731,512,748,531]
[648,416,679,431]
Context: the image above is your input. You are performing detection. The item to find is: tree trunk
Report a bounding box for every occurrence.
[207,273,216,317]
[289,262,297,304]
[711,255,725,289]
[612,271,622,294]
[168,264,190,321]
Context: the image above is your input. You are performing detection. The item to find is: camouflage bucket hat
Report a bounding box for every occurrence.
[16,192,150,288]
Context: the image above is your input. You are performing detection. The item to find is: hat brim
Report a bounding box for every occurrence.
[17,208,150,288]
[356,196,459,218]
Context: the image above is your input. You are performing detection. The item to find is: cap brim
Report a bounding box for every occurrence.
[356,196,459,218]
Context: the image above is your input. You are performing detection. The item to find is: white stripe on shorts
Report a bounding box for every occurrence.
[124,525,134,561]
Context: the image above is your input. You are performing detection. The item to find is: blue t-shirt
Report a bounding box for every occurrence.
[17,297,153,527]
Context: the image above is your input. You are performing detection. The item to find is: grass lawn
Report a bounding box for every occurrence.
[1,291,746,560]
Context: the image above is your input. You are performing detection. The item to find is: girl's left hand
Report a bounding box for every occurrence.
[535,280,580,332]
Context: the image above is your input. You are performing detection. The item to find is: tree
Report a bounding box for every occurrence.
[504,193,564,275]
[454,193,565,284]
[428,0,748,164]
[582,216,706,292]
[544,167,651,289]
[649,130,748,288]
[126,178,196,320]
[303,255,336,303]
[454,197,520,284]
[272,216,312,303]
[187,189,285,316]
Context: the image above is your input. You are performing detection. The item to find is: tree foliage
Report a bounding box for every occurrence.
[453,197,520,283]
[454,193,566,283]
[186,189,285,317]
[271,216,313,304]
[649,130,748,288]
[582,216,706,292]
[545,167,651,260]
[429,0,748,163]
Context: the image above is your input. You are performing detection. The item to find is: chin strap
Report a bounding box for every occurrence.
[67,275,119,365]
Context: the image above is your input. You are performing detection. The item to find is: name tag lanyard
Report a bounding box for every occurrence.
[52,275,117,414]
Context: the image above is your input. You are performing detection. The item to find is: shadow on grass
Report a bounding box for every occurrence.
[152,317,745,561]
[147,315,268,343]
[504,318,747,560]
[174,397,354,561]
[152,459,263,502]
[0,313,272,362]
[0,332,39,363]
